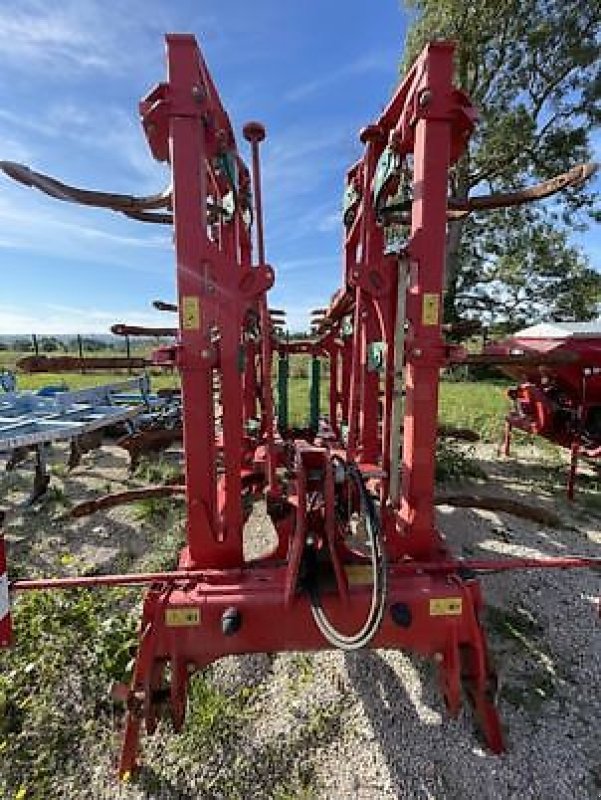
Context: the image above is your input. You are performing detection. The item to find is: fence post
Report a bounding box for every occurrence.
[309,355,320,432]
[125,334,132,375]
[277,352,289,432]
[77,334,85,374]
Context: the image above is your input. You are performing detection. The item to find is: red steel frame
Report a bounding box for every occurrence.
[115,37,501,774]
[1,34,598,779]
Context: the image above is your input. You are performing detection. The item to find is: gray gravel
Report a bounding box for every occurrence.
[3,442,600,799]
[98,443,599,800]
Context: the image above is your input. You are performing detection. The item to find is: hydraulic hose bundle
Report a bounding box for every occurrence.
[309,460,388,651]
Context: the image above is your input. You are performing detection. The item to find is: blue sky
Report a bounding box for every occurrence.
[0,0,598,335]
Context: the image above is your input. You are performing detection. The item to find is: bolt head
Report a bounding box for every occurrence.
[418,89,433,108]
[191,84,205,102]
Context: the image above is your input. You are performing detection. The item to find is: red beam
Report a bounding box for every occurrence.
[111,323,177,337]
[10,555,600,592]
[18,355,151,372]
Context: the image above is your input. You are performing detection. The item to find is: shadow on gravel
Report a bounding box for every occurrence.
[345,650,444,795]
[437,500,595,566]
[474,455,601,513]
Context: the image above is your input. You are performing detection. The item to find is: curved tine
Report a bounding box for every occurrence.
[381,161,598,223]
[449,161,598,216]
[153,300,178,312]
[0,160,171,210]
[119,208,173,224]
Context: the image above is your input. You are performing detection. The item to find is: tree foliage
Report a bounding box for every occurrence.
[403,0,601,328]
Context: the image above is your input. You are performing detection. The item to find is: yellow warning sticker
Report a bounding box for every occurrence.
[429,597,462,616]
[422,293,439,326]
[344,564,373,586]
[181,296,200,330]
[165,608,201,627]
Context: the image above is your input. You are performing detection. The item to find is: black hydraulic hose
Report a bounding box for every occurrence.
[309,461,388,651]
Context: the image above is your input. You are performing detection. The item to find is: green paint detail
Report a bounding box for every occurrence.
[342,181,360,227]
[215,152,240,223]
[216,151,237,190]
[373,146,412,223]
[277,355,289,432]
[238,345,246,374]
[309,356,320,432]
[373,146,398,209]
[221,190,235,222]
[367,341,386,372]
[341,315,353,337]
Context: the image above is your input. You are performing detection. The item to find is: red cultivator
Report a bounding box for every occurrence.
[486,323,601,497]
[1,34,599,779]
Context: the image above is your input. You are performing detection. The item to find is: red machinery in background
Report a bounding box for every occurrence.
[486,323,601,498]
[1,35,599,778]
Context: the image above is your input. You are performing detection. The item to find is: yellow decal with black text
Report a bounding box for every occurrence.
[429,597,462,616]
[422,293,439,326]
[181,296,200,330]
[344,564,373,586]
[165,608,201,627]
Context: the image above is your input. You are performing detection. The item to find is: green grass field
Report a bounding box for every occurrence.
[286,374,509,440]
[0,344,508,441]
[1,347,179,391]
[3,344,510,441]
[438,380,509,441]
[13,370,180,392]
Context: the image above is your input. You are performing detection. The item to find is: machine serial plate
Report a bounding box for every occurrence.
[165,608,201,627]
[429,597,462,616]
[181,296,200,330]
[344,564,374,585]
[422,293,439,326]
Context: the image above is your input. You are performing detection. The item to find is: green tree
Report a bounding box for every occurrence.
[12,338,33,353]
[403,0,601,328]
[39,336,60,352]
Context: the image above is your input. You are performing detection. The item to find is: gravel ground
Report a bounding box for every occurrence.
[1,441,600,799]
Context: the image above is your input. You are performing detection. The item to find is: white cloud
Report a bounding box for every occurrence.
[261,124,359,250]
[277,255,341,274]
[284,52,396,103]
[0,104,166,190]
[0,136,33,164]
[0,183,170,273]
[0,303,170,335]
[262,127,355,198]
[0,0,231,81]
[316,211,342,233]
[0,198,168,249]
[0,1,120,74]
[270,199,344,248]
